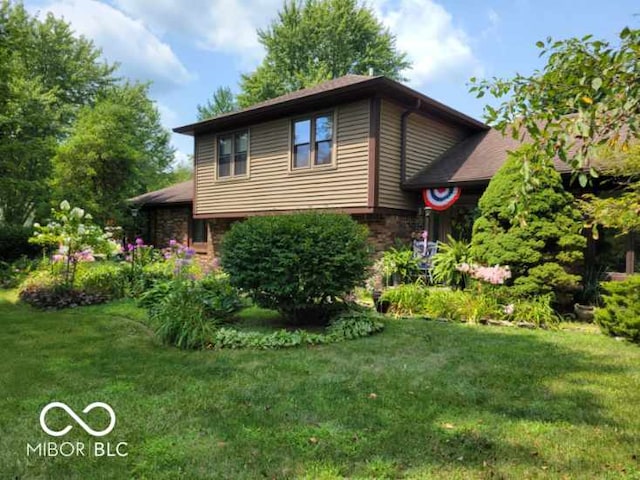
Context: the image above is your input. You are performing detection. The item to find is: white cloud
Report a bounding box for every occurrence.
[481,8,500,40]
[488,8,500,26]
[371,0,482,87]
[30,0,193,91]
[173,150,192,168]
[157,102,179,129]
[112,0,281,66]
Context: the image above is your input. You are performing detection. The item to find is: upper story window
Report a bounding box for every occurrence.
[292,113,334,169]
[218,130,248,178]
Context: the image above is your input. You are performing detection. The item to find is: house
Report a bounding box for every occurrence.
[130,74,636,275]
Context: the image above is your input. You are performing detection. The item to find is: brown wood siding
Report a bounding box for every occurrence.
[378,99,470,211]
[378,100,415,210]
[405,112,468,179]
[194,100,370,216]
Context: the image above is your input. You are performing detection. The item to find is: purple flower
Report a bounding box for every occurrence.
[169,239,177,247]
[127,243,134,252]
[135,237,144,246]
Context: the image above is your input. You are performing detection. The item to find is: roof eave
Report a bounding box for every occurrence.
[173,76,488,136]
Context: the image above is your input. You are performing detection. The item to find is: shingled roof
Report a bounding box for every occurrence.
[129,180,193,206]
[174,74,486,136]
[403,129,573,189]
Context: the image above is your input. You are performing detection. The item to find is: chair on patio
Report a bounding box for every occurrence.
[413,240,439,283]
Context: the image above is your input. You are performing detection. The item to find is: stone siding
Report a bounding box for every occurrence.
[147,206,190,248]
[146,207,419,265]
[354,213,418,252]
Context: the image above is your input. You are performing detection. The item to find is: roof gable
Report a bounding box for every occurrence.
[403,129,572,189]
[174,75,486,136]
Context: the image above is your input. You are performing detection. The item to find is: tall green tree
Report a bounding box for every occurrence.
[51,83,175,226]
[197,86,237,120]
[0,1,115,226]
[237,0,410,107]
[469,27,640,219]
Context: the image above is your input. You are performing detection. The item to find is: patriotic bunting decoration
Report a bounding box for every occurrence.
[422,187,461,211]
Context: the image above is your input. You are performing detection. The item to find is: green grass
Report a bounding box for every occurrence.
[1,289,639,479]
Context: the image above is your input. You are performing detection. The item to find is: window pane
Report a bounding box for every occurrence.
[294,144,310,168]
[218,136,232,156]
[235,131,248,153]
[234,152,247,176]
[315,115,332,142]
[219,155,231,177]
[191,219,207,243]
[315,140,332,165]
[294,119,311,145]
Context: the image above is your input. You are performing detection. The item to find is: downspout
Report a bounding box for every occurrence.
[400,99,422,185]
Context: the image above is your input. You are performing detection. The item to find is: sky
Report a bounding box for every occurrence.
[24,0,640,167]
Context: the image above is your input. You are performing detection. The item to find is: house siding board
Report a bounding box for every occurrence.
[378,99,470,211]
[378,100,415,210]
[405,114,467,179]
[194,100,370,215]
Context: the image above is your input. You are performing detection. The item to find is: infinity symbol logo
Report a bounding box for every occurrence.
[40,402,116,437]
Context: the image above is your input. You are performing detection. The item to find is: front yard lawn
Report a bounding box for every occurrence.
[1,289,639,479]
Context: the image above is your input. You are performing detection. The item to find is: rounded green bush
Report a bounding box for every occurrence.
[596,275,640,343]
[75,262,129,299]
[221,212,371,322]
[471,148,585,298]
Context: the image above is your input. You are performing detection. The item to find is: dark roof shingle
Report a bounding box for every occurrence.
[403,129,572,189]
[129,180,193,206]
[174,74,486,135]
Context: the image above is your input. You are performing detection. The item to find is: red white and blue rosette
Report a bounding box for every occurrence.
[422,187,461,211]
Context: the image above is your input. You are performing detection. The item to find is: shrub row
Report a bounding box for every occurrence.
[207,312,384,350]
[379,283,559,328]
[19,284,108,309]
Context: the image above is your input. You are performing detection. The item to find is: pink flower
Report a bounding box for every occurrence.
[169,239,177,247]
[456,263,511,285]
[135,237,144,246]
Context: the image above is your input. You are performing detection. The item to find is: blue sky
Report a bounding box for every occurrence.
[25,0,640,166]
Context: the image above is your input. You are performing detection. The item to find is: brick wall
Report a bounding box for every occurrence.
[146,209,419,265]
[354,213,419,252]
[147,206,190,248]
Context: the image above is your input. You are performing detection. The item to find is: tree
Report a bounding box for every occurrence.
[197,86,237,120]
[469,27,640,219]
[51,83,175,227]
[165,162,193,184]
[581,144,640,235]
[471,147,586,299]
[237,0,410,107]
[0,1,115,226]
